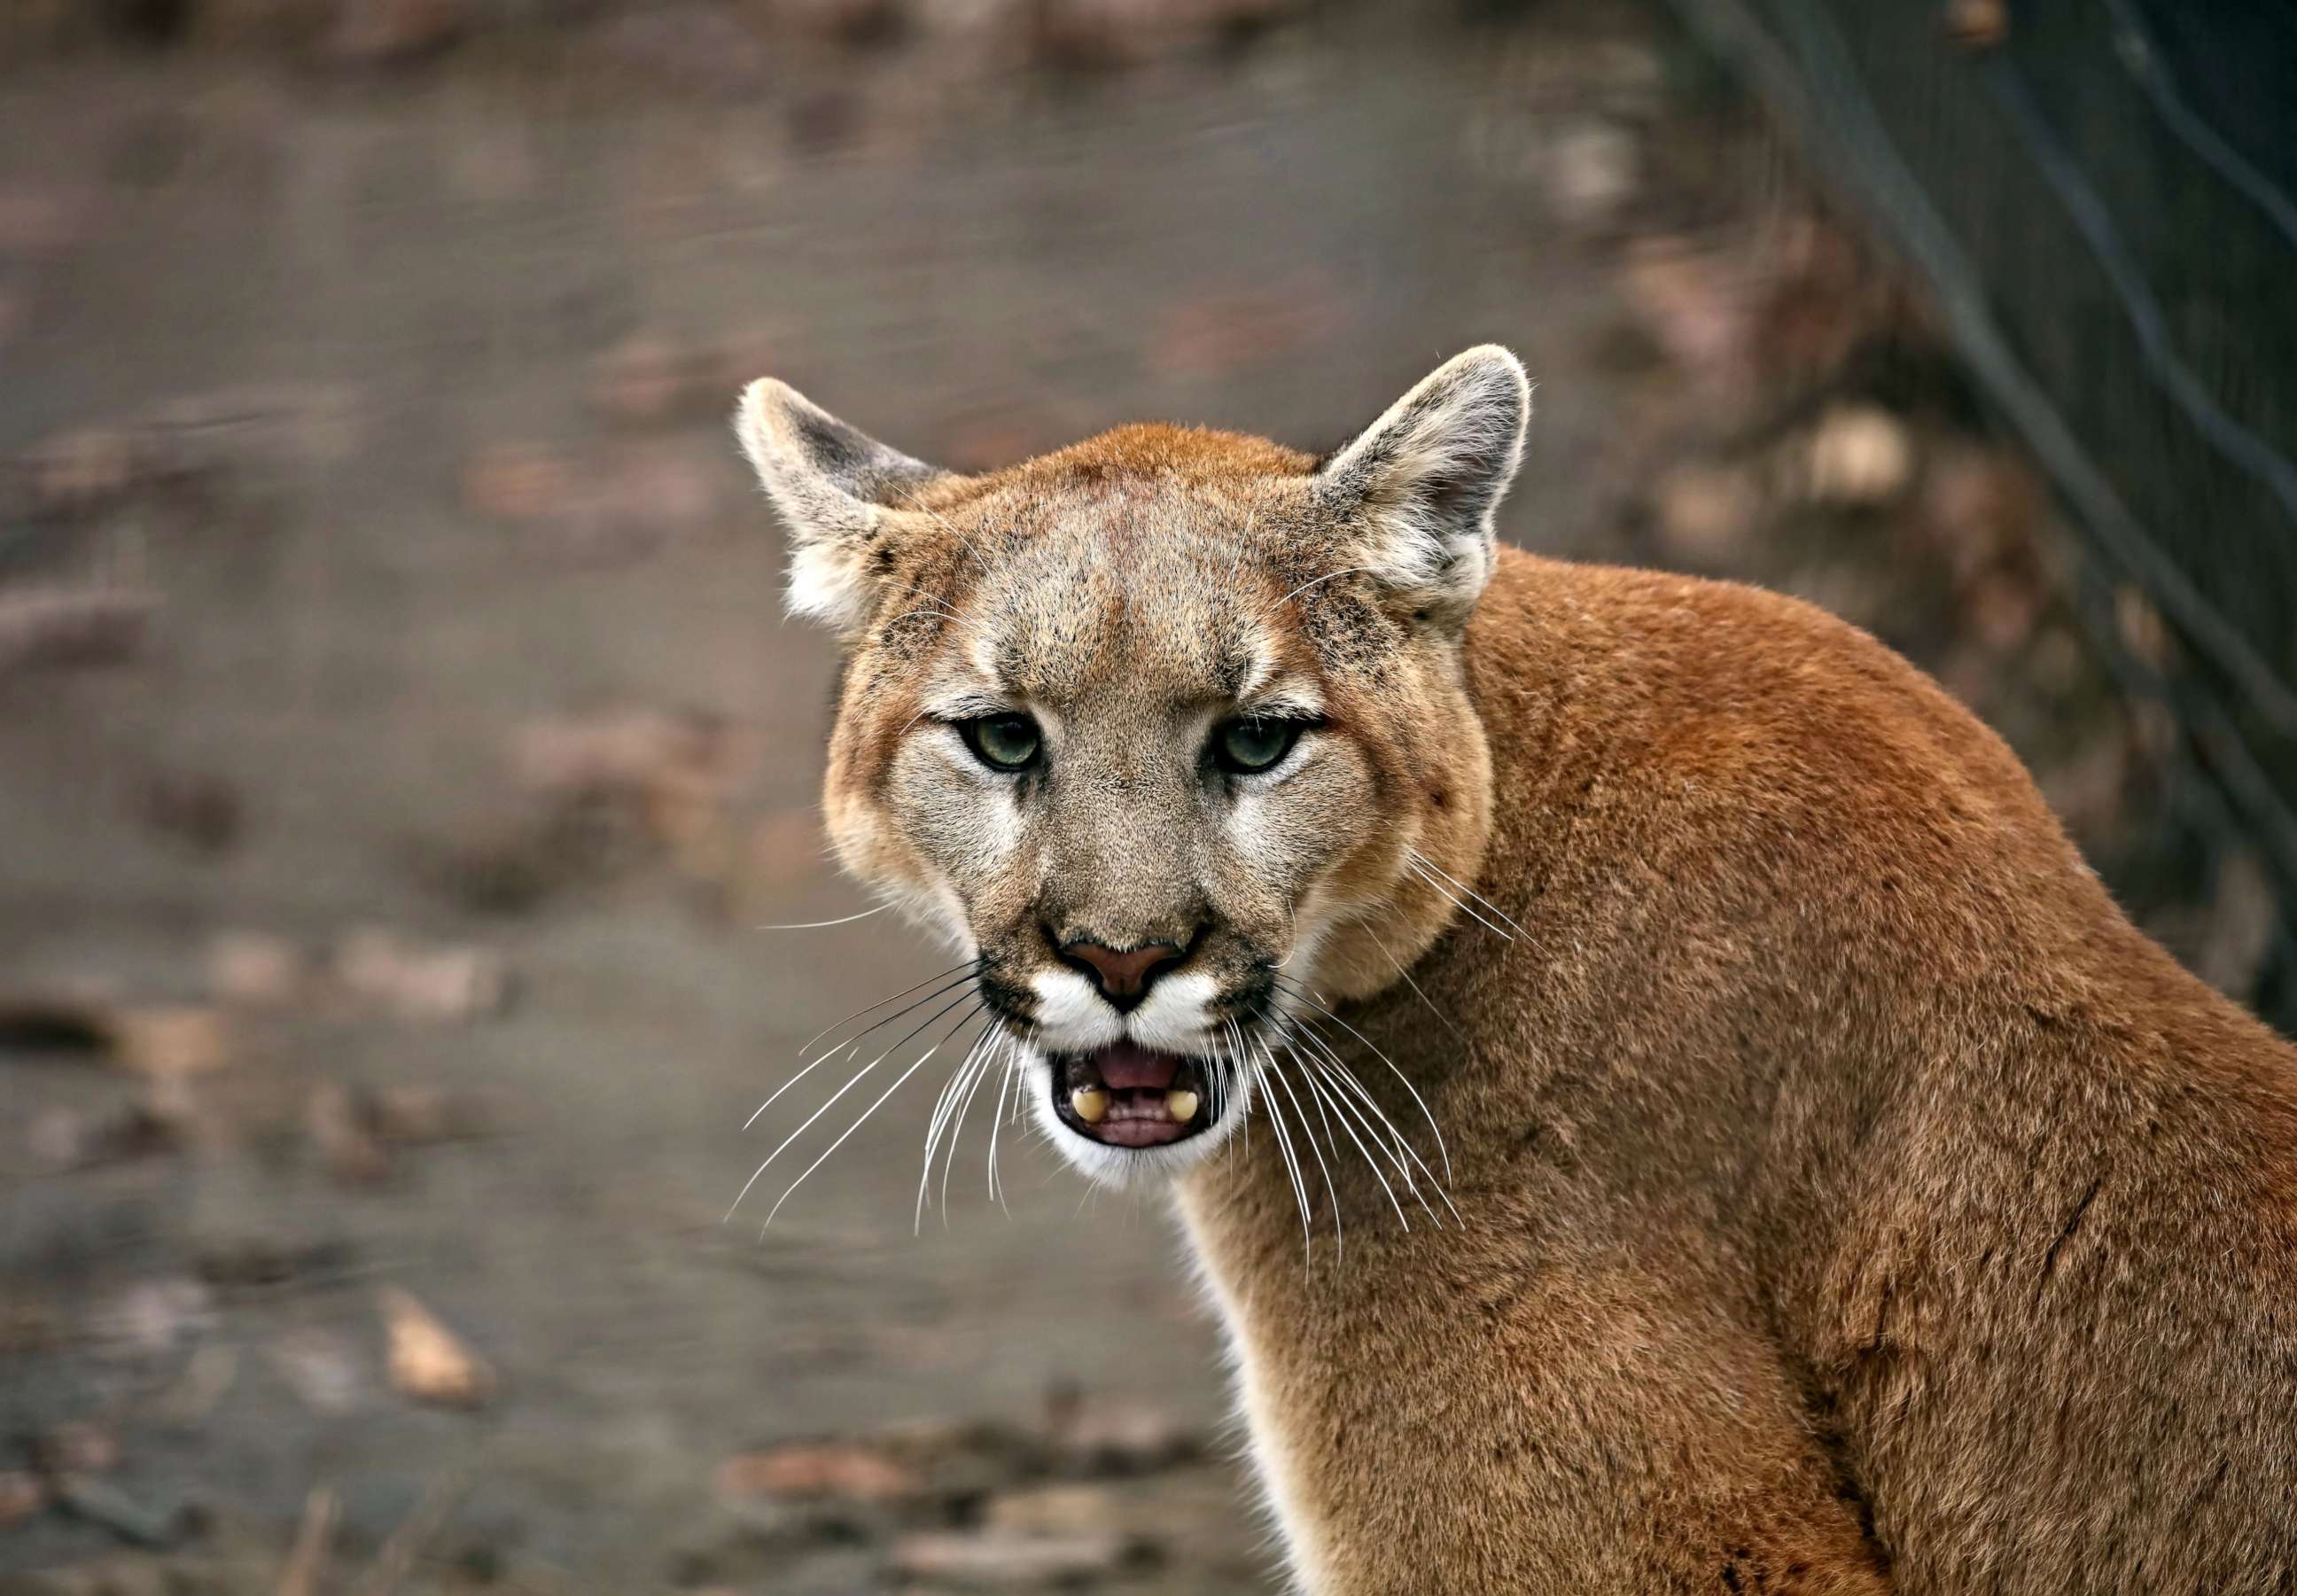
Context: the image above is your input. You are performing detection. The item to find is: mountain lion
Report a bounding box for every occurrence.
[736,346,2297,1593]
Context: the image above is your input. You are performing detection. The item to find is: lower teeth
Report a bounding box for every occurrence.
[1165,1088,1200,1123]
[1070,1086,1110,1124]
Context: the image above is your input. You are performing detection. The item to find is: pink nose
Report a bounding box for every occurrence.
[1061,940,1183,1008]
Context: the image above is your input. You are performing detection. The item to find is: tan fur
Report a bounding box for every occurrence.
[738,352,2297,1593]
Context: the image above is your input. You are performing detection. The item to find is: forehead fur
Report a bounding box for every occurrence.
[892,426,1386,712]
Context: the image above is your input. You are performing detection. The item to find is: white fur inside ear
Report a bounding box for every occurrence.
[1317,346,1530,619]
[732,378,948,632]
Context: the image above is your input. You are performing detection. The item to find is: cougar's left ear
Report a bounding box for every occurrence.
[1314,346,1530,628]
[735,378,961,632]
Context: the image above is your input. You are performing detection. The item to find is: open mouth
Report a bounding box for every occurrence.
[1050,1042,1217,1149]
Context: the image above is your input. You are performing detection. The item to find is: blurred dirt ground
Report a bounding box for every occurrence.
[0,0,2263,1591]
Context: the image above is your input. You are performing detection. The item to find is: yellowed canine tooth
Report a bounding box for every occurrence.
[1165,1088,1200,1124]
[1071,1086,1110,1125]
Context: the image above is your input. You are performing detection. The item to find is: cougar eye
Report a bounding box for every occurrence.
[1212,716,1308,775]
[959,712,1042,773]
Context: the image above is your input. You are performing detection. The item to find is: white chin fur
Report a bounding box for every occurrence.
[1022,1049,1255,1187]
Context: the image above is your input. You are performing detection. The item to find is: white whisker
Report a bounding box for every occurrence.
[765,1006,979,1231]
[1407,859,1514,943]
[730,992,975,1219]
[1264,1050,1342,1261]
[1409,849,1533,941]
[1275,977,1456,1187]
[1281,1042,1413,1231]
[753,905,891,931]
[986,1039,1016,1212]
[1256,1049,1315,1267]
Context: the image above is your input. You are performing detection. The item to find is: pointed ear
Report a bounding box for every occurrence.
[734,378,958,631]
[1313,346,1530,627]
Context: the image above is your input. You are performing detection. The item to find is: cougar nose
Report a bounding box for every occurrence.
[1058,938,1185,1012]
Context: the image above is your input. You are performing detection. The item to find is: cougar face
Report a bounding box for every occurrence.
[738,349,1526,1185]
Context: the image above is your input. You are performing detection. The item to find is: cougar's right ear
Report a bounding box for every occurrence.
[735,378,960,632]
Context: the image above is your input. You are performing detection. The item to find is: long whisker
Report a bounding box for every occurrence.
[1281,1041,1413,1231]
[747,969,980,1132]
[1273,976,1455,1187]
[729,990,976,1219]
[764,1002,981,1230]
[915,1026,995,1233]
[1408,850,1531,941]
[1282,1013,1459,1222]
[937,1035,1000,1224]
[753,905,891,931]
[1356,918,1469,1047]
[1406,859,1514,943]
[986,1040,1016,1212]
[794,960,979,1062]
[1264,1048,1342,1261]
[1256,1049,1315,1266]
[1298,1054,1425,1234]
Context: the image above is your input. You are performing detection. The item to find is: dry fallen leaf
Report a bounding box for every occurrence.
[207,930,307,1008]
[308,1082,393,1187]
[379,1286,494,1408]
[276,1483,339,1596]
[891,1526,1141,1588]
[110,1006,236,1080]
[336,929,508,1024]
[715,1441,923,1504]
[0,1470,46,1529]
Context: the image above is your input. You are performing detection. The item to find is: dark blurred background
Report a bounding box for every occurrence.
[2,0,2291,1590]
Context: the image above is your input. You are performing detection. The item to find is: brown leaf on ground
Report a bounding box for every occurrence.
[715,1441,923,1504]
[982,1483,1122,1538]
[307,1082,393,1187]
[14,427,138,518]
[134,768,245,855]
[513,705,753,866]
[0,1470,47,1529]
[371,1083,496,1145]
[276,1484,339,1596]
[587,334,713,424]
[321,0,465,66]
[1041,1387,1199,1473]
[335,929,509,1024]
[463,442,576,526]
[206,931,308,1008]
[108,1007,235,1079]
[379,1287,494,1408]
[0,588,159,675]
[890,1526,1146,1588]
[35,1423,120,1478]
[27,1102,173,1172]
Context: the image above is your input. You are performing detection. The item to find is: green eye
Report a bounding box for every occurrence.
[1214,716,1307,775]
[961,713,1041,772]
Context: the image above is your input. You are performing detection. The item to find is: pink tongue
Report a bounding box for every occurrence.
[1091,1042,1182,1092]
